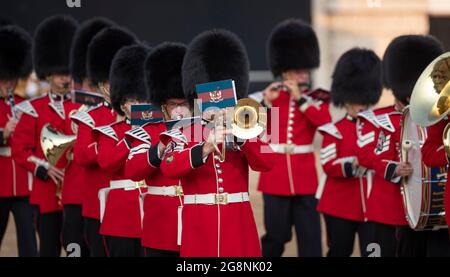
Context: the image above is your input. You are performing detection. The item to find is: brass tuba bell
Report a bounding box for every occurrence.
[410,52,450,157]
[410,52,450,127]
[40,124,76,168]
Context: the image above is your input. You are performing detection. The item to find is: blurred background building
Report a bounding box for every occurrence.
[1,0,449,256]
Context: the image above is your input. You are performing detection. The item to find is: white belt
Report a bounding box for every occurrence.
[0,147,11,157]
[98,179,146,222]
[141,185,184,245]
[109,179,145,190]
[269,144,314,154]
[145,185,184,197]
[184,192,249,205]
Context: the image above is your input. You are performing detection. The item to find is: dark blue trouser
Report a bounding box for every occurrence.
[83,217,106,257]
[0,197,38,257]
[104,235,143,257]
[39,211,62,257]
[324,214,375,257]
[145,247,179,257]
[261,194,322,257]
[62,204,89,257]
[397,226,450,257]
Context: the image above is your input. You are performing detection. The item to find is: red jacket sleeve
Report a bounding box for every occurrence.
[160,140,205,179]
[73,122,98,166]
[422,121,448,167]
[300,100,332,127]
[320,132,356,178]
[11,113,41,174]
[357,122,400,183]
[96,133,130,174]
[124,138,161,181]
[240,139,274,172]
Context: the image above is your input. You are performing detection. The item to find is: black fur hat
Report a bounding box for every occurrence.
[267,18,320,77]
[87,26,137,86]
[0,25,32,80]
[145,42,186,105]
[331,48,382,107]
[70,17,115,84]
[110,44,151,116]
[383,35,443,104]
[182,29,250,102]
[33,15,78,79]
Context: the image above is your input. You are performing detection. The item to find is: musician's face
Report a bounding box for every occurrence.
[431,63,450,93]
[82,79,97,93]
[281,69,310,86]
[0,79,15,97]
[346,103,368,117]
[99,82,110,103]
[164,98,191,120]
[122,98,145,119]
[49,74,72,94]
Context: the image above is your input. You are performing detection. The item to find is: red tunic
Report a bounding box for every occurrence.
[317,116,369,222]
[0,95,30,197]
[421,118,450,230]
[94,120,143,238]
[61,106,86,205]
[71,104,117,219]
[12,94,79,213]
[257,90,331,196]
[160,123,274,257]
[356,106,408,226]
[124,122,181,252]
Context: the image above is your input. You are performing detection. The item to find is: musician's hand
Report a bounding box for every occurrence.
[3,115,18,140]
[202,109,226,122]
[395,162,413,177]
[263,82,282,106]
[203,125,231,157]
[157,141,166,159]
[47,166,65,185]
[284,80,302,101]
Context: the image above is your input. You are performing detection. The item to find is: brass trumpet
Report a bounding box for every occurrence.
[209,98,267,162]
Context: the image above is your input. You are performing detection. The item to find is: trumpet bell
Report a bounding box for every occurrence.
[410,52,450,127]
[40,124,76,168]
[231,98,267,140]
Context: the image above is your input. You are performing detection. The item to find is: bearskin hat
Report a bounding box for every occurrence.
[331,48,382,107]
[110,44,151,116]
[33,15,78,79]
[383,35,443,104]
[267,18,320,77]
[70,17,115,84]
[182,29,250,102]
[145,42,186,105]
[0,25,32,80]
[87,26,137,86]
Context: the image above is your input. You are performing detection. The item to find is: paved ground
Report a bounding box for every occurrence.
[0,169,362,257]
